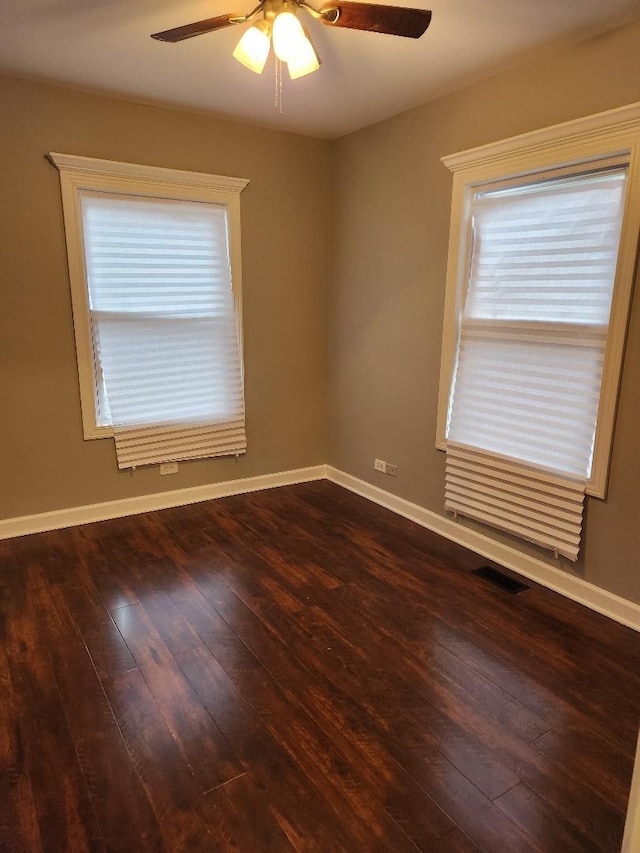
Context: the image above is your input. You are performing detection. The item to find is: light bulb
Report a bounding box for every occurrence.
[272,12,306,62]
[232,21,271,74]
[287,29,320,79]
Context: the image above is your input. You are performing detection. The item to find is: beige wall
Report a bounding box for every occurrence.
[0,75,330,518]
[328,20,640,604]
[2,21,640,605]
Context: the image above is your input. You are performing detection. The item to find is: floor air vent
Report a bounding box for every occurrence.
[472,565,529,594]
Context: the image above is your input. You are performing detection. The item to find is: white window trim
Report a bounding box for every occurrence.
[436,102,640,499]
[49,153,249,440]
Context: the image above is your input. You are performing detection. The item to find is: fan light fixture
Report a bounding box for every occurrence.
[286,26,321,78]
[233,5,320,79]
[272,11,305,60]
[232,20,272,73]
[151,0,432,85]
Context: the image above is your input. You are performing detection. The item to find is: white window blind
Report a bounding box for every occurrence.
[445,443,586,560]
[445,167,628,560]
[81,191,246,469]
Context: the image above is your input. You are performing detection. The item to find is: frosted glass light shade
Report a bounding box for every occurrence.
[287,29,320,79]
[233,21,271,74]
[272,12,306,62]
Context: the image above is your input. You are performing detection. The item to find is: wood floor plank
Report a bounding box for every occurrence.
[495,781,603,852]
[28,578,166,852]
[4,564,104,852]
[201,772,295,852]
[303,579,550,742]
[110,602,243,794]
[340,568,630,768]
[103,668,218,851]
[429,826,481,852]
[377,739,540,852]
[70,526,139,612]
[0,481,637,852]
[0,638,43,853]
[176,643,362,851]
[336,574,564,720]
[208,500,345,595]
[139,588,206,656]
[179,578,450,847]
[277,533,626,847]
[294,605,522,801]
[172,586,443,850]
[291,484,640,752]
[530,726,634,813]
[180,522,523,806]
[50,568,137,681]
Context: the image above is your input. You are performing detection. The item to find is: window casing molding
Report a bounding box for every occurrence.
[49,153,249,441]
[436,102,640,499]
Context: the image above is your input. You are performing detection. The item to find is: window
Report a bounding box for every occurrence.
[448,164,627,479]
[437,104,640,558]
[51,153,248,469]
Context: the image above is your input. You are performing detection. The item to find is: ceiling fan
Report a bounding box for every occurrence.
[151,0,432,80]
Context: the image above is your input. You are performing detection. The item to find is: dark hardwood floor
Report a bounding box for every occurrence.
[1,480,638,852]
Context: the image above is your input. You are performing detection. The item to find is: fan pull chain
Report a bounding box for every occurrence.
[274,57,284,114]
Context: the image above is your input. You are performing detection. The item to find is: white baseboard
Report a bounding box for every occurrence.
[326,466,640,633]
[0,465,328,541]
[2,461,638,632]
[623,732,640,852]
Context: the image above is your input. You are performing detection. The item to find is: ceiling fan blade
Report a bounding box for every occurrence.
[151,14,238,43]
[319,2,431,38]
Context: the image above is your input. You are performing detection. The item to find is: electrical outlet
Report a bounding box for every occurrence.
[374,458,397,477]
[160,462,179,475]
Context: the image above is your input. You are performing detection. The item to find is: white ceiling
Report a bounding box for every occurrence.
[1,0,638,138]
